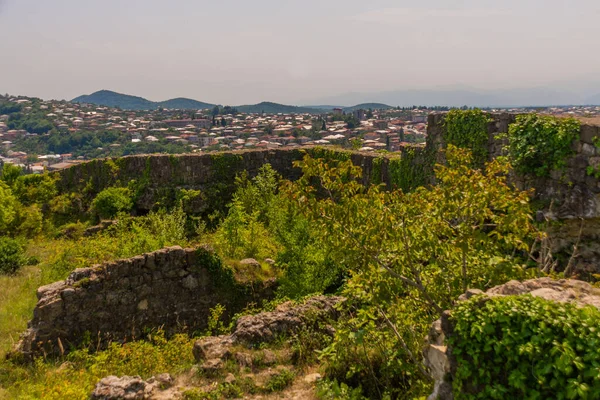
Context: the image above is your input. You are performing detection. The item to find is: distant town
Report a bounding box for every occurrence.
[1,92,600,174]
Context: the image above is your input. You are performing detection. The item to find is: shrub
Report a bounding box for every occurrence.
[450,295,600,399]
[91,187,133,219]
[0,236,25,274]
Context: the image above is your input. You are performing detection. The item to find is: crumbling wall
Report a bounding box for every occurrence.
[14,246,275,359]
[427,113,600,274]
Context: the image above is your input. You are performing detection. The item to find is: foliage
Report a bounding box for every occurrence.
[284,146,538,397]
[445,109,491,166]
[388,149,429,192]
[206,304,228,336]
[317,379,368,400]
[12,173,58,206]
[90,187,133,220]
[506,114,580,177]
[0,237,26,275]
[450,295,600,399]
[214,165,280,261]
[263,368,295,392]
[0,331,195,400]
[0,182,18,233]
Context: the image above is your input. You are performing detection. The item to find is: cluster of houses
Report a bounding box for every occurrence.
[5,93,598,175]
[0,95,432,173]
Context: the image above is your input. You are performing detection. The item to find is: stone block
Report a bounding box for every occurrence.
[580,124,599,144]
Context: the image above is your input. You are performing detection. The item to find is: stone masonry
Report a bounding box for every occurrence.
[13,246,274,359]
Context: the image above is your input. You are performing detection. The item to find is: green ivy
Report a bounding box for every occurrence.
[445,109,492,166]
[306,147,352,162]
[371,157,383,185]
[388,148,428,192]
[449,295,600,399]
[506,114,580,177]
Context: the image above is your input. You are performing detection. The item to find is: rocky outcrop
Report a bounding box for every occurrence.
[192,296,344,371]
[424,278,600,400]
[12,246,275,359]
[90,374,173,400]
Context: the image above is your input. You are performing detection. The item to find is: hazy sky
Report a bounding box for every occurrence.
[1,0,599,104]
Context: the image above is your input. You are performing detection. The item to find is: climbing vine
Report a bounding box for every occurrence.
[506,114,580,177]
[371,156,383,185]
[445,109,492,166]
[450,295,600,399]
[388,148,429,192]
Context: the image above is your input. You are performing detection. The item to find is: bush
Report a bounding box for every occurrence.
[91,187,133,220]
[450,295,600,399]
[0,236,25,274]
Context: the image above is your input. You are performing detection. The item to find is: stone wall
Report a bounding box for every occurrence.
[14,246,275,359]
[427,113,600,274]
[54,147,424,214]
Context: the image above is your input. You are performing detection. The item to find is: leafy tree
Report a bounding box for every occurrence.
[0,182,18,233]
[1,164,22,187]
[0,236,25,274]
[91,187,133,220]
[283,146,538,397]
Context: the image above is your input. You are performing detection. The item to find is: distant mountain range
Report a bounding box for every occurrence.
[73,87,600,113]
[72,90,394,113]
[304,87,600,108]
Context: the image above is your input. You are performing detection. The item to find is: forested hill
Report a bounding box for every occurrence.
[72,90,392,114]
[72,90,215,111]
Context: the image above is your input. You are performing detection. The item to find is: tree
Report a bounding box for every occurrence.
[0,182,18,233]
[91,187,133,220]
[283,146,538,396]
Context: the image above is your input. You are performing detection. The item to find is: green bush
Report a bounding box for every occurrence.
[0,236,25,274]
[91,187,133,219]
[450,295,600,399]
[506,114,580,177]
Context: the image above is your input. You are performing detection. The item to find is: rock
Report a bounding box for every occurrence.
[232,296,344,345]
[90,375,149,400]
[201,358,224,373]
[146,373,174,389]
[264,258,276,265]
[192,336,233,363]
[239,258,261,268]
[235,352,253,368]
[303,373,322,384]
[224,373,236,384]
[262,349,277,365]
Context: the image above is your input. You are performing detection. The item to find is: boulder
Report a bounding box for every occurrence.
[90,374,173,400]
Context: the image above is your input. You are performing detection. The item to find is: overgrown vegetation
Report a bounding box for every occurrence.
[445,109,491,166]
[0,139,593,399]
[506,114,581,177]
[450,295,600,399]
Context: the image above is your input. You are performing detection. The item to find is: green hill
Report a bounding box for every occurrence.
[236,102,325,114]
[158,97,215,110]
[72,90,215,110]
[343,103,393,112]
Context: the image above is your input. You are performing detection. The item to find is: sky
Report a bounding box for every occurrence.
[1,0,600,105]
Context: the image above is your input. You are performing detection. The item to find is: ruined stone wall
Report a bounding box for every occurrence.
[427,113,600,274]
[15,246,274,359]
[55,148,397,214]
